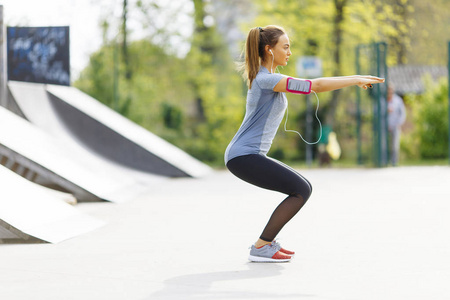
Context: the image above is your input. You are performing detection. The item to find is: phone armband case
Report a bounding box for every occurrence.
[286,77,312,94]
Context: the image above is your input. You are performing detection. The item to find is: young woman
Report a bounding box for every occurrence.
[225,25,384,263]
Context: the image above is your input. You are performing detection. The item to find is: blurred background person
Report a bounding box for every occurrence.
[387,84,406,166]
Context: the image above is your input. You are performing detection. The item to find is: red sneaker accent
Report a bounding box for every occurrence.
[279,247,295,255]
[271,251,292,260]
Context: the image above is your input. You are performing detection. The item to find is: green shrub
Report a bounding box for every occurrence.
[408,76,448,159]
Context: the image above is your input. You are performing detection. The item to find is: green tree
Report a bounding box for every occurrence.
[406,0,450,65]
[377,0,414,64]
[182,0,245,163]
[408,76,449,159]
[75,0,246,165]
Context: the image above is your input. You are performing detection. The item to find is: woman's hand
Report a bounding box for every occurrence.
[355,75,385,90]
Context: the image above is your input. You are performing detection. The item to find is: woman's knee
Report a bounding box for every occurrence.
[291,184,312,202]
[295,175,312,201]
[307,184,313,200]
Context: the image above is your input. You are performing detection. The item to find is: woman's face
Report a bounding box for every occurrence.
[270,34,292,67]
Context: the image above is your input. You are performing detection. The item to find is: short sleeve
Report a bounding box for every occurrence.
[254,72,284,90]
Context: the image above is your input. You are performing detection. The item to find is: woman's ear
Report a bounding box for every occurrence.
[265,45,272,56]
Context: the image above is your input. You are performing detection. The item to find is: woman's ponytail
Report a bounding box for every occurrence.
[245,28,261,88]
[241,26,286,88]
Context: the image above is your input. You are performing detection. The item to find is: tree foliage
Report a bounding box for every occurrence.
[406,77,449,159]
[75,0,245,165]
[74,0,449,165]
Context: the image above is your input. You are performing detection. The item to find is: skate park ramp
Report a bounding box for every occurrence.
[7,81,211,178]
[0,165,105,244]
[0,105,162,202]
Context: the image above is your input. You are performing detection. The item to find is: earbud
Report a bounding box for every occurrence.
[269,49,273,55]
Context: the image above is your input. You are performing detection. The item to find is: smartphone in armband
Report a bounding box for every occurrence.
[286,77,312,94]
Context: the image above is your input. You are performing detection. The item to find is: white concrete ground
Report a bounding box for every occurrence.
[1,166,449,300]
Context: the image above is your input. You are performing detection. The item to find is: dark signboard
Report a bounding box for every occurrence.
[7,26,70,86]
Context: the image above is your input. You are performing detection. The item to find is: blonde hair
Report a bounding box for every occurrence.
[240,25,286,88]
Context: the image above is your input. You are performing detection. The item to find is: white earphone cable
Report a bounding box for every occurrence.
[270,49,274,73]
[284,91,322,145]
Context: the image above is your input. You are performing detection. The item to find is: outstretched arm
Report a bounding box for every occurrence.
[273,75,385,93]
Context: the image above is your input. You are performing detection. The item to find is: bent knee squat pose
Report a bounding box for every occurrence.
[224,25,384,263]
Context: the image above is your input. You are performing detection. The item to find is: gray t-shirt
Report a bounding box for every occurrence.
[224,66,286,164]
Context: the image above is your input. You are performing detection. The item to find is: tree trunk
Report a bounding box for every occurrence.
[122,0,132,80]
[192,0,209,121]
[392,0,409,64]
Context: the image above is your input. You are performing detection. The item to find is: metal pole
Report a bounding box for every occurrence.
[375,42,383,167]
[355,44,362,165]
[382,42,390,166]
[0,6,7,108]
[448,41,450,165]
[377,42,389,167]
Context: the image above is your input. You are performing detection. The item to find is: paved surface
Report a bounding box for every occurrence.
[1,166,449,299]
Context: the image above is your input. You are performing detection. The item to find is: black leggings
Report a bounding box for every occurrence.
[226,154,312,242]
